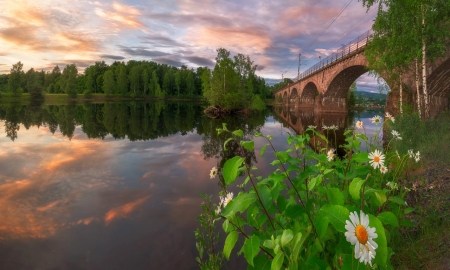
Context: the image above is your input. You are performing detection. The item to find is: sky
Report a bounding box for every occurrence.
[0,0,384,92]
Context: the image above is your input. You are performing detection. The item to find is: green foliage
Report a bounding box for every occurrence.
[250,95,266,111]
[202,48,267,111]
[197,117,421,269]
[8,61,24,97]
[195,193,224,270]
[60,64,78,98]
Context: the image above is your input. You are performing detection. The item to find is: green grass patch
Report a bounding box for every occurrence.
[389,111,450,269]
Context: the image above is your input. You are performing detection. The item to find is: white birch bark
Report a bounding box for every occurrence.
[415,58,422,117]
[421,6,429,119]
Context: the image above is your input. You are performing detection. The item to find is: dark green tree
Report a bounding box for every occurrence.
[102,70,116,96]
[8,61,24,96]
[60,64,78,97]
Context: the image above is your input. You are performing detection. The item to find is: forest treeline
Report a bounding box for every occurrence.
[0,58,274,99]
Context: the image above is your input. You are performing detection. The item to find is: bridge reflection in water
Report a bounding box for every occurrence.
[272,105,352,156]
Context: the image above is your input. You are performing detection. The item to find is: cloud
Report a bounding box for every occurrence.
[152,56,184,67]
[184,56,214,67]
[104,196,150,224]
[94,1,144,29]
[139,34,186,48]
[119,46,170,58]
[100,54,126,60]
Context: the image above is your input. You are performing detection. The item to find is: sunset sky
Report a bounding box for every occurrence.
[0,0,382,90]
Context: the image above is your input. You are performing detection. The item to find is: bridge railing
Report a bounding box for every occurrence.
[291,30,373,82]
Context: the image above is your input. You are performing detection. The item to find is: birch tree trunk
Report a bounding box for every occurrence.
[421,5,429,119]
[415,58,422,117]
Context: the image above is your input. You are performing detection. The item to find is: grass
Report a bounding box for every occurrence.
[389,111,450,269]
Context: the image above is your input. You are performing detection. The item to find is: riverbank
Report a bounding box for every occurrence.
[389,111,450,269]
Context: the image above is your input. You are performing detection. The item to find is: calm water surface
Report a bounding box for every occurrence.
[0,101,382,269]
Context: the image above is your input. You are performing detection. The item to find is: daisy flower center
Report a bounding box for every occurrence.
[355,225,368,244]
[373,156,380,163]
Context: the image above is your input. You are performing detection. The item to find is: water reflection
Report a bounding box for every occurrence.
[0,101,382,269]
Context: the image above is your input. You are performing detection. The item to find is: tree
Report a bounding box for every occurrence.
[60,64,78,97]
[362,0,450,118]
[348,81,357,107]
[8,61,24,96]
[129,65,141,96]
[117,64,129,96]
[142,68,150,96]
[26,68,44,98]
[103,70,116,96]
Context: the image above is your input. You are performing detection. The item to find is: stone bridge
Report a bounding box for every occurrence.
[272,106,349,154]
[274,31,450,117]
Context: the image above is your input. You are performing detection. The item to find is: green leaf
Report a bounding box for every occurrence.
[377,211,399,227]
[271,253,283,270]
[263,239,275,249]
[242,235,260,267]
[320,204,350,232]
[352,152,369,163]
[327,187,344,205]
[281,229,294,246]
[404,207,415,214]
[389,196,407,206]
[349,178,365,200]
[368,214,388,268]
[222,123,228,130]
[222,192,257,217]
[260,144,268,158]
[258,185,273,210]
[323,168,334,175]
[240,140,254,151]
[400,219,415,227]
[291,231,304,259]
[374,191,387,206]
[308,175,322,191]
[223,137,233,151]
[248,255,271,270]
[222,156,245,185]
[223,231,239,260]
[275,151,289,163]
[271,160,281,166]
[232,129,243,137]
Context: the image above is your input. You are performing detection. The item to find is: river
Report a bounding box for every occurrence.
[0,101,383,269]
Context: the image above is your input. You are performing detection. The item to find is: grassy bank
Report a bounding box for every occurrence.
[389,111,450,269]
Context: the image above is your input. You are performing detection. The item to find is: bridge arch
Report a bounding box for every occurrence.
[290,88,299,104]
[283,92,288,104]
[301,82,318,105]
[325,65,369,98]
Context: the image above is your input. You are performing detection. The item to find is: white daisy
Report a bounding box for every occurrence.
[408,149,414,158]
[356,120,364,129]
[345,211,378,266]
[385,112,395,123]
[391,130,402,140]
[414,151,420,162]
[215,206,221,215]
[380,166,388,174]
[322,125,329,130]
[330,125,338,130]
[210,166,218,179]
[308,125,317,129]
[370,115,382,125]
[327,148,335,162]
[221,192,234,207]
[368,149,385,169]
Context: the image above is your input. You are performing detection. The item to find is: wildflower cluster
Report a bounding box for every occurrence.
[197,118,413,269]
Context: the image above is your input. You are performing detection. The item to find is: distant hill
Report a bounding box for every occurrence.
[355,91,387,100]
